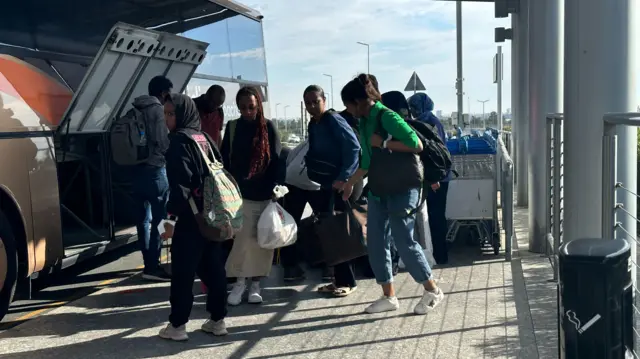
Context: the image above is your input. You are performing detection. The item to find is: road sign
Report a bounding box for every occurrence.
[404,71,426,92]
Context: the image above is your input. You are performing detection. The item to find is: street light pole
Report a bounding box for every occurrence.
[357,42,370,74]
[284,105,290,131]
[275,103,281,130]
[477,99,489,128]
[322,74,334,108]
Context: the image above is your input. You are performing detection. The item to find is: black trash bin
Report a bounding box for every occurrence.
[558,238,634,359]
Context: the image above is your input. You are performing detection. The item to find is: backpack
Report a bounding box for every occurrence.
[188,133,244,241]
[405,118,453,184]
[110,106,150,166]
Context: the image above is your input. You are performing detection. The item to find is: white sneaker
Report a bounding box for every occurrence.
[227,279,246,306]
[247,281,263,304]
[201,319,228,336]
[365,296,400,314]
[159,323,189,341]
[414,287,445,315]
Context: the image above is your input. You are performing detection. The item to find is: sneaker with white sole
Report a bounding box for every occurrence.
[414,287,445,315]
[248,281,263,304]
[159,323,188,341]
[365,296,400,314]
[201,319,228,336]
[227,279,246,306]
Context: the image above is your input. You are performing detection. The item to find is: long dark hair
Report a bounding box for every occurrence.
[236,86,270,178]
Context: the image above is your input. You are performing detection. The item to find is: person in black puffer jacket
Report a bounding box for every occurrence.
[158,94,229,341]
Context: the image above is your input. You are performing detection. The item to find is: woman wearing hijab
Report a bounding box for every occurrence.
[408,92,451,264]
[158,94,229,341]
[221,86,282,306]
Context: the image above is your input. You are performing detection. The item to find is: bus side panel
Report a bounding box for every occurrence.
[27,135,63,272]
[0,138,36,276]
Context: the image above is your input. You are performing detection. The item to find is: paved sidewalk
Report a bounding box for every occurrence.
[0,205,556,359]
[510,206,559,358]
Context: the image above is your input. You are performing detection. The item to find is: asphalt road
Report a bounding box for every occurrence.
[0,204,311,333]
[0,243,149,332]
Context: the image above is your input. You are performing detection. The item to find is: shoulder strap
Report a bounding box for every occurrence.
[228,120,238,162]
[374,108,391,135]
[188,133,220,168]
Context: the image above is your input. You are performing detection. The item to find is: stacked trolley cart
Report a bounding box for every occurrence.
[445,131,501,254]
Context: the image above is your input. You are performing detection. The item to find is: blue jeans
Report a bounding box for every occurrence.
[132,166,169,271]
[367,187,432,284]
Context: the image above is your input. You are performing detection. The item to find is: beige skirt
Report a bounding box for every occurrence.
[225,199,274,278]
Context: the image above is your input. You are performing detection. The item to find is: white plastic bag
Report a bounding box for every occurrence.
[285,140,321,191]
[257,186,298,249]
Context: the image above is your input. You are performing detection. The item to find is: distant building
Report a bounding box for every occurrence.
[436,110,443,118]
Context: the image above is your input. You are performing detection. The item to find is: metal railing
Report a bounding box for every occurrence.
[497,135,514,261]
[601,113,640,356]
[545,113,564,281]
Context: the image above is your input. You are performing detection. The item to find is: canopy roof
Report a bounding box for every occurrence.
[0,0,261,58]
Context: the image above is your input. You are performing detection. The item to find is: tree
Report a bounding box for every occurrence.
[488,111,498,126]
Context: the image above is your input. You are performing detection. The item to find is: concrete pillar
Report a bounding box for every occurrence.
[510,14,518,179]
[563,0,637,242]
[527,0,563,253]
[515,0,529,207]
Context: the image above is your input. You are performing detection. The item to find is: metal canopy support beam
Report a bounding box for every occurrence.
[527,0,563,253]
[510,12,518,187]
[563,0,637,242]
[455,0,464,128]
[515,0,529,207]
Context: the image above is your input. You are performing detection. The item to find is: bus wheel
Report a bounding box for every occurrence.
[0,210,18,322]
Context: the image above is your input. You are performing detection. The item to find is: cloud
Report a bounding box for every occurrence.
[208,47,265,60]
[241,0,512,117]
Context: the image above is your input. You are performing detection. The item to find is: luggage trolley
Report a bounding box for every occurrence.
[445,133,501,254]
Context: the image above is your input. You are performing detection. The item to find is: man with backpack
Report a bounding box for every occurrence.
[113,75,173,281]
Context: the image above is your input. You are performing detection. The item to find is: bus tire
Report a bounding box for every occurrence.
[0,209,18,322]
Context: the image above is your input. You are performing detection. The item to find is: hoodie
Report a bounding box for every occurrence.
[133,95,170,168]
[307,110,360,186]
[408,92,451,182]
[165,94,223,219]
[408,93,446,143]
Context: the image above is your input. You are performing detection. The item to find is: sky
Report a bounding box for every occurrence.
[241,0,512,117]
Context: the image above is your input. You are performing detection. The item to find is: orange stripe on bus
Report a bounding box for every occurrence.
[0,55,73,126]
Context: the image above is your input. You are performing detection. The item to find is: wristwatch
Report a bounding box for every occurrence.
[167,214,179,222]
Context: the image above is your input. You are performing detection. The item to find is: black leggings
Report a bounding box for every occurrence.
[169,218,227,327]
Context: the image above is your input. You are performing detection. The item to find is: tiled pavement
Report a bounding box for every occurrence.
[0,205,559,359]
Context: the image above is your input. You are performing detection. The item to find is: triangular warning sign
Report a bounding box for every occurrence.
[404,71,426,92]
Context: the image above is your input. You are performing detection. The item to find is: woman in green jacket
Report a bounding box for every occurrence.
[339,74,444,315]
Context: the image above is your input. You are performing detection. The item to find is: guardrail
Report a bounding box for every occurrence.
[545,113,564,281]
[600,113,640,355]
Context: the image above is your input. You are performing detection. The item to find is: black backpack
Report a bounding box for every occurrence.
[405,119,452,184]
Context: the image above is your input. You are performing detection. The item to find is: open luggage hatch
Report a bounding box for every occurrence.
[58,22,208,134]
[55,22,208,266]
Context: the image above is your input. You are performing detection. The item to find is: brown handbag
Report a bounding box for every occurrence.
[297,214,326,265]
